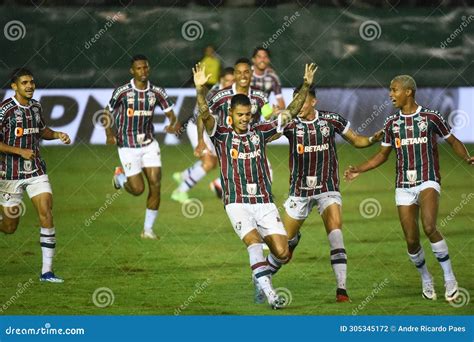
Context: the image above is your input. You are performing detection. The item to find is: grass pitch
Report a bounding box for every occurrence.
[0,142,472,315]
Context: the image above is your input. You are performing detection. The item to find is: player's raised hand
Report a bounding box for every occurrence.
[343,165,360,182]
[58,132,71,145]
[193,63,211,88]
[20,149,35,160]
[303,63,318,85]
[194,139,208,157]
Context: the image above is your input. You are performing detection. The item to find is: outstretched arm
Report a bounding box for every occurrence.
[41,127,71,144]
[344,145,392,181]
[193,63,215,136]
[445,135,474,165]
[0,142,35,160]
[344,128,383,148]
[287,63,318,117]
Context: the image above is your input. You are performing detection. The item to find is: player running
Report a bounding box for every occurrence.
[251,47,285,110]
[0,68,71,283]
[104,55,178,240]
[263,85,383,303]
[171,67,234,203]
[344,75,473,302]
[194,62,317,309]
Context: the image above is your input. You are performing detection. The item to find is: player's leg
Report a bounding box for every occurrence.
[114,146,146,195]
[0,182,23,234]
[419,186,458,301]
[28,177,63,283]
[0,205,21,234]
[141,166,161,240]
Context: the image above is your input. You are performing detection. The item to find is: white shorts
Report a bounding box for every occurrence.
[284,192,342,220]
[395,181,441,206]
[118,140,162,177]
[0,174,52,207]
[186,120,216,156]
[225,203,287,240]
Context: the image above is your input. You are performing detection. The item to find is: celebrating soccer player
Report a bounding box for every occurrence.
[103,55,178,240]
[251,47,285,110]
[193,62,316,308]
[265,85,383,302]
[0,68,71,283]
[344,75,473,302]
[171,67,235,203]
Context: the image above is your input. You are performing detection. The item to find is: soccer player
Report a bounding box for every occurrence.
[251,47,285,110]
[104,55,178,240]
[0,68,71,283]
[193,62,317,308]
[264,85,383,302]
[195,57,272,198]
[171,67,235,203]
[344,75,473,301]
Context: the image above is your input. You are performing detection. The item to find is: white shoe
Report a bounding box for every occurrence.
[141,230,159,240]
[422,281,437,300]
[445,280,459,301]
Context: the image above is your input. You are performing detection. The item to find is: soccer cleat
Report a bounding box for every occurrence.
[172,172,183,185]
[40,272,64,283]
[113,166,125,190]
[171,189,189,203]
[336,288,350,302]
[209,179,223,199]
[422,281,437,300]
[252,276,266,304]
[270,295,287,310]
[444,280,459,302]
[141,230,159,240]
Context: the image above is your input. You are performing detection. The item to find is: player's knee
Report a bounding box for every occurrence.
[129,184,145,196]
[202,157,217,172]
[272,244,290,262]
[422,224,438,238]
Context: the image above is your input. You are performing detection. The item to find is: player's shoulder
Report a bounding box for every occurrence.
[264,68,281,81]
[209,85,233,102]
[150,84,169,98]
[249,87,267,101]
[0,97,15,111]
[383,112,399,126]
[319,110,343,122]
[419,107,444,120]
[29,98,42,110]
[113,82,132,96]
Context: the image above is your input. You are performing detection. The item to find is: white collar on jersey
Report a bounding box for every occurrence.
[130,78,150,92]
[11,96,32,109]
[232,83,250,96]
[399,105,421,117]
[298,109,319,124]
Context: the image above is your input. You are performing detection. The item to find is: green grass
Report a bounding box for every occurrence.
[0,142,473,315]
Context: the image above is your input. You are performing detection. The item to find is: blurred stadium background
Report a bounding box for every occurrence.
[0,0,472,315]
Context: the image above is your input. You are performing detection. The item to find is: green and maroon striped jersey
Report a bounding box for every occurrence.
[0,97,46,180]
[108,79,174,148]
[210,118,281,205]
[283,110,350,197]
[382,106,451,188]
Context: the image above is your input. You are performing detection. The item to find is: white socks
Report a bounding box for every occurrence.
[40,227,56,275]
[178,161,207,192]
[328,229,347,289]
[431,239,456,282]
[144,209,158,233]
[248,243,276,301]
[408,247,432,284]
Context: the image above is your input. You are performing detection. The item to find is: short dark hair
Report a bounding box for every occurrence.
[252,46,271,58]
[131,54,148,66]
[293,84,317,98]
[230,94,251,109]
[234,57,252,67]
[11,68,33,84]
[220,67,234,78]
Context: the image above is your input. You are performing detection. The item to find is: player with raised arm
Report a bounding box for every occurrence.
[251,47,285,110]
[264,85,383,303]
[193,62,317,309]
[344,75,473,302]
[171,67,234,203]
[0,68,71,283]
[104,55,178,240]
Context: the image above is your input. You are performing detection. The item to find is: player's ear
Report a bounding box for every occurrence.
[11,82,18,91]
[129,67,134,76]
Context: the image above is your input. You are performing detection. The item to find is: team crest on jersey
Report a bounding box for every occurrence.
[14,109,22,120]
[392,124,400,134]
[320,125,330,137]
[417,119,428,132]
[147,92,156,106]
[250,134,260,145]
[296,129,304,137]
[127,91,134,104]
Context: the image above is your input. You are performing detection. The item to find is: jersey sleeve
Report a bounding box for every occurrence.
[381,117,393,147]
[283,120,296,139]
[209,116,224,140]
[254,117,282,142]
[331,113,350,135]
[37,104,46,130]
[155,88,174,113]
[430,112,451,139]
[107,88,123,112]
[271,73,283,98]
